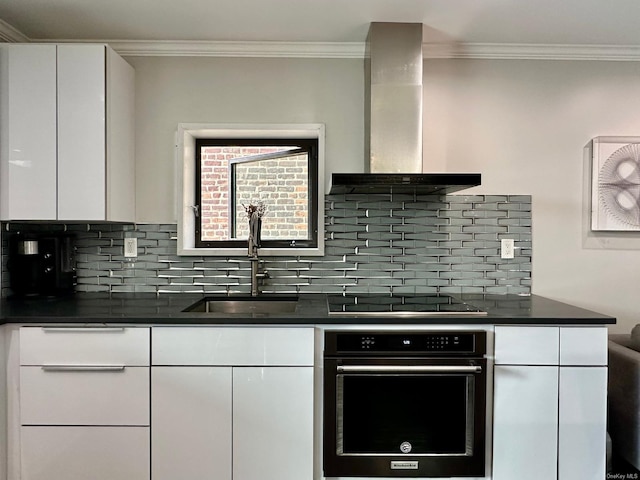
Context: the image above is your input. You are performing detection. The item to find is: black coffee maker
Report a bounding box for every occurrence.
[8,233,77,296]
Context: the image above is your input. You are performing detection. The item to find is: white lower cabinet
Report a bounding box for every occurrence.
[18,327,150,480]
[493,366,559,480]
[20,366,149,426]
[151,327,315,480]
[152,367,232,480]
[21,426,149,480]
[0,326,6,480]
[493,326,607,480]
[233,367,314,480]
[558,367,607,480]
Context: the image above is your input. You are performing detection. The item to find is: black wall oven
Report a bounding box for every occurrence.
[323,331,487,478]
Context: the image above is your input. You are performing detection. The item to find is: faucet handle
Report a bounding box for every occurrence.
[256,264,269,280]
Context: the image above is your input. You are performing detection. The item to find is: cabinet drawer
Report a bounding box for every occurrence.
[20,365,149,426]
[559,327,608,366]
[495,326,559,365]
[152,327,314,366]
[20,326,149,366]
[21,426,149,480]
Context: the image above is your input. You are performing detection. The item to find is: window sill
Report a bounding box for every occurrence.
[177,246,325,257]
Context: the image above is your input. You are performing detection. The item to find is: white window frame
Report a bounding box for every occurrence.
[177,123,325,256]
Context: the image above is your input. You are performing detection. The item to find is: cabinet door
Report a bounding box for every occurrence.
[57,44,106,221]
[105,47,135,222]
[558,367,607,480]
[21,426,149,480]
[0,45,57,220]
[493,365,558,480]
[233,367,313,480]
[152,367,232,480]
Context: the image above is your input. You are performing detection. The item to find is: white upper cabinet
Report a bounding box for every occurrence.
[57,44,107,221]
[0,45,57,220]
[0,43,135,222]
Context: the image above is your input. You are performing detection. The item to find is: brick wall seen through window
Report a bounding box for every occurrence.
[200,146,309,241]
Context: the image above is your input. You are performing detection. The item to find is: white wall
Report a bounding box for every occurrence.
[129,55,640,332]
[423,59,640,332]
[127,56,365,222]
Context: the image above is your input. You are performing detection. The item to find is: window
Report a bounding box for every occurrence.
[195,138,318,248]
[177,124,325,256]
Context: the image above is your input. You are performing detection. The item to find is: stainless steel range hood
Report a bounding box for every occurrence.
[330,22,481,195]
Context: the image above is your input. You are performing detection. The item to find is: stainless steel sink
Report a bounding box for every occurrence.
[183,296,299,314]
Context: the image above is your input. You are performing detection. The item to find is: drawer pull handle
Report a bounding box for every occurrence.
[41,327,126,333]
[336,365,482,374]
[41,365,126,372]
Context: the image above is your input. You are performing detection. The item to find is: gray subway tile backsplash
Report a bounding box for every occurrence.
[1,194,532,296]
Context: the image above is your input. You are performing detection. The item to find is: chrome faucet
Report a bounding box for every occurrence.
[250,256,269,296]
[248,207,268,296]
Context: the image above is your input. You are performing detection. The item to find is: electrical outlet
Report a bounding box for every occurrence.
[501,239,515,259]
[124,237,138,258]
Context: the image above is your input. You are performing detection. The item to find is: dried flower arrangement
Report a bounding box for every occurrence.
[242,201,266,219]
[245,201,266,256]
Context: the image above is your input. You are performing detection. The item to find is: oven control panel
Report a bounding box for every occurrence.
[328,332,485,355]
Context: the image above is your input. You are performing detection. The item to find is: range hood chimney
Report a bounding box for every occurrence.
[330,22,480,195]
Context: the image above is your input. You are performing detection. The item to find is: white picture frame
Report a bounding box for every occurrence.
[591,136,640,232]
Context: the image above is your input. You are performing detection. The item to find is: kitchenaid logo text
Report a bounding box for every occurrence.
[390,461,418,470]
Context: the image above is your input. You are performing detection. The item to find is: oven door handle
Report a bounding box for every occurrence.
[336,365,482,373]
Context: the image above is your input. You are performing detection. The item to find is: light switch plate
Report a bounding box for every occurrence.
[501,239,515,259]
[124,237,138,258]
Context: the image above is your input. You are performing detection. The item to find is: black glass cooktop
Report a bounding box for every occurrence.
[327,294,487,316]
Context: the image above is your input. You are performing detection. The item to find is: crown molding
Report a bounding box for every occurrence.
[35,39,367,58]
[15,35,640,61]
[0,19,29,42]
[423,42,640,61]
[102,40,640,61]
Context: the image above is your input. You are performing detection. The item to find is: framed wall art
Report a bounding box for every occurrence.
[591,136,640,232]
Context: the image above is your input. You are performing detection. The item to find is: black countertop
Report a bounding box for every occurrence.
[0,293,616,325]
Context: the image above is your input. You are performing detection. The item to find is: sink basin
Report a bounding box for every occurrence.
[183,296,299,314]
